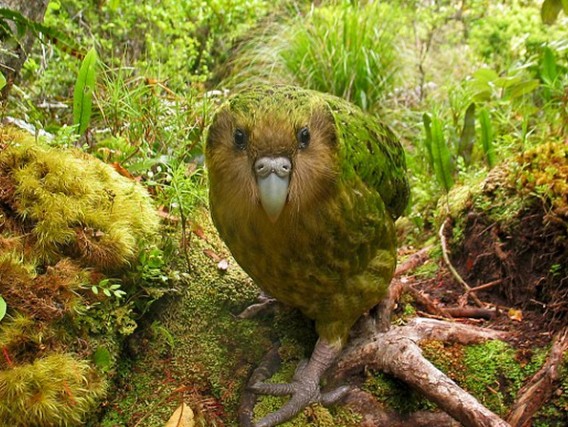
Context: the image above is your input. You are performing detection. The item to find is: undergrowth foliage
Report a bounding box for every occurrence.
[0,0,567,426]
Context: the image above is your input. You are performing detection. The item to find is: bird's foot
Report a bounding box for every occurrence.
[237,292,278,319]
[248,339,348,427]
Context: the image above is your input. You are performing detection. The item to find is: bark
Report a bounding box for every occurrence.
[0,0,49,99]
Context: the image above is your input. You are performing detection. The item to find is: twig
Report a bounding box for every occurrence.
[375,247,433,332]
[443,307,496,320]
[395,245,433,276]
[439,217,484,307]
[466,279,503,294]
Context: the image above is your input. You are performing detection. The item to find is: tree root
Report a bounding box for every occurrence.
[333,318,511,427]
[439,217,484,308]
[506,327,568,427]
[343,387,461,427]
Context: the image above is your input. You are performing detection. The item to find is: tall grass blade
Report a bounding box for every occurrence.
[0,295,6,322]
[73,47,98,135]
[458,102,476,166]
[422,113,434,169]
[541,46,558,85]
[479,108,496,169]
[424,113,454,192]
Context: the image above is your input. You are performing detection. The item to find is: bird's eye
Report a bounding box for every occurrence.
[234,128,247,150]
[297,127,310,149]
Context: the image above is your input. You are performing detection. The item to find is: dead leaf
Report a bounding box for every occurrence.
[508,308,523,322]
[191,223,206,240]
[165,402,194,427]
[203,248,221,262]
[111,162,135,180]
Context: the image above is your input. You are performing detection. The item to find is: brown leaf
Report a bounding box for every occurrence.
[508,308,523,322]
[165,402,194,427]
[191,223,206,240]
[203,248,221,262]
[111,162,135,180]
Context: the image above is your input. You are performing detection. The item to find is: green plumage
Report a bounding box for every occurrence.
[206,85,409,347]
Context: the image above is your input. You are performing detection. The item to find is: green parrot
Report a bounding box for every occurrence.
[205,85,409,427]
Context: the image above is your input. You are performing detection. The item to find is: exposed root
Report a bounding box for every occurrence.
[343,388,461,427]
[237,293,278,319]
[440,217,484,308]
[333,318,511,427]
[506,327,568,427]
[239,342,282,427]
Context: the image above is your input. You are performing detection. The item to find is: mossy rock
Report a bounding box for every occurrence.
[0,126,160,426]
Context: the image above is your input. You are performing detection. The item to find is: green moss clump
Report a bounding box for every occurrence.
[363,370,435,414]
[0,126,162,426]
[0,127,159,271]
[423,339,549,417]
[0,353,106,426]
[515,141,568,219]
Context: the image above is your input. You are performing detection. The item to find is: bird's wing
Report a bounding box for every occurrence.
[325,94,410,219]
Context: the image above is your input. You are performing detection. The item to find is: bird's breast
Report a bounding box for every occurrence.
[212,180,397,331]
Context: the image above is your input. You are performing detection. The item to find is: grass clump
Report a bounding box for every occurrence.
[226,1,407,111]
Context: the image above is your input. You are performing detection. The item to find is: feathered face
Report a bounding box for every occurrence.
[206,91,340,224]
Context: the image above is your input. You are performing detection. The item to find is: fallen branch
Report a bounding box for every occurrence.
[444,307,496,320]
[333,318,510,427]
[506,327,568,427]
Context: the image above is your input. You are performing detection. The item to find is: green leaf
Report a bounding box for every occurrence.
[541,0,563,24]
[422,113,434,169]
[479,108,496,169]
[563,0,568,13]
[0,295,6,322]
[458,102,476,166]
[0,71,5,91]
[430,115,454,192]
[541,47,558,85]
[0,8,84,57]
[504,79,540,99]
[73,47,98,135]
[93,346,112,372]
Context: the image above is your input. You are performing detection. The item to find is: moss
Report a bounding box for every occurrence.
[0,126,162,426]
[422,339,550,417]
[514,141,568,219]
[0,127,159,271]
[363,370,435,414]
[0,353,107,426]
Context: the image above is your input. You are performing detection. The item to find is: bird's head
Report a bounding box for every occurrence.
[206,87,340,224]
